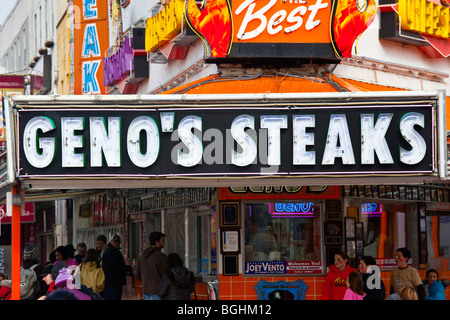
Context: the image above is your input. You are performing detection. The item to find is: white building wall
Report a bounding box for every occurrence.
[334,13,450,93]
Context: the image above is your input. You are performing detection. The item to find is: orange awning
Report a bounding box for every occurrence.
[161,73,449,130]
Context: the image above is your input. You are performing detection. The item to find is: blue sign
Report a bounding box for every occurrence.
[245,261,286,275]
[254,279,308,300]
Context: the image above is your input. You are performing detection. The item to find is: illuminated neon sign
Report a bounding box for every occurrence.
[398,0,450,39]
[361,203,382,217]
[269,202,314,217]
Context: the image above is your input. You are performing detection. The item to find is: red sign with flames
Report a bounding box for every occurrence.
[185,0,377,59]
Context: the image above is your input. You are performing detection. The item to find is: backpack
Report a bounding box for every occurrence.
[79,284,104,300]
[20,264,40,300]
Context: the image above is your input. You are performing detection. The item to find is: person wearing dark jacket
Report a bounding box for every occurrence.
[157,253,195,300]
[23,243,49,299]
[101,235,126,300]
[359,256,386,300]
[135,231,168,300]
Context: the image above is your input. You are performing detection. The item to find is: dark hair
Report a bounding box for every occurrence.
[49,250,57,264]
[55,246,69,260]
[396,247,411,260]
[149,231,166,246]
[335,251,350,263]
[46,290,79,300]
[77,242,87,249]
[249,214,265,228]
[361,255,377,266]
[83,249,101,268]
[96,235,107,243]
[167,253,184,269]
[348,271,365,296]
[426,269,439,279]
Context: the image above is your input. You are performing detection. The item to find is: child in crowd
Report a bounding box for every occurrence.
[423,269,449,300]
[343,271,366,300]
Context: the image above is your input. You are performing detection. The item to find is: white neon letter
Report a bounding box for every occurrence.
[293,115,315,165]
[400,112,426,165]
[62,117,85,167]
[90,117,121,167]
[260,115,287,166]
[177,116,203,167]
[322,114,355,165]
[127,116,160,168]
[23,116,56,168]
[230,115,257,167]
[361,113,394,164]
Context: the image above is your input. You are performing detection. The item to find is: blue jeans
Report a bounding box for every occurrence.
[143,294,161,300]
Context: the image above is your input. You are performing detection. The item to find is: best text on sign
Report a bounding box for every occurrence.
[17,104,434,177]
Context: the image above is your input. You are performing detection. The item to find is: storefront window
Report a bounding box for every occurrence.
[426,212,450,268]
[244,202,322,275]
[357,202,417,269]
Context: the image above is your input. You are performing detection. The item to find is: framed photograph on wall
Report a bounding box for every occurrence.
[355,222,363,239]
[345,217,355,239]
[219,202,241,228]
[223,254,239,276]
[220,229,241,254]
[346,239,356,258]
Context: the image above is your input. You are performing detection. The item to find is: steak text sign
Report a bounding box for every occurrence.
[16,97,436,179]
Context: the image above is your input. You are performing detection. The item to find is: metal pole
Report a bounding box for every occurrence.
[11,181,21,300]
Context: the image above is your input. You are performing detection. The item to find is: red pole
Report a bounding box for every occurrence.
[11,182,21,300]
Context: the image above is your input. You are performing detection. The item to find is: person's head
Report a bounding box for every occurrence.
[55,246,69,262]
[346,271,365,296]
[51,261,68,281]
[399,286,418,300]
[334,251,350,271]
[359,255,377,274]
[40,264,54,285]
[49,250,57,264]
[76,243,87,257]
[0,273,6,280]
[395,247,411,267]
[54,267,74,289]
[23,243,39,261]
[65,244,76,259]
[149,231,166,248]
[426,269,439,284]
[83,248,101,268]
[167,253,184,269]
[110,235,121,249]
[96,235,107,251]
[46,289,79,300]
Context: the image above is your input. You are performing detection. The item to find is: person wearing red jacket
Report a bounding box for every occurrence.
[322,251,358,300]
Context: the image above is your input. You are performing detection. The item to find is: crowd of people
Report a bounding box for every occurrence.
[0,235,447,301]
[322,247,449,300]
[0,234,127,300]
[0,231,196,301]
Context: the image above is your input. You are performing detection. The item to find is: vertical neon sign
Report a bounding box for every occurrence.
[73,0,108,94]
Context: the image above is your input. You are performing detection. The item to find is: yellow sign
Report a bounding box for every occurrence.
[398,0,450,38]
[145,0,185,52]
